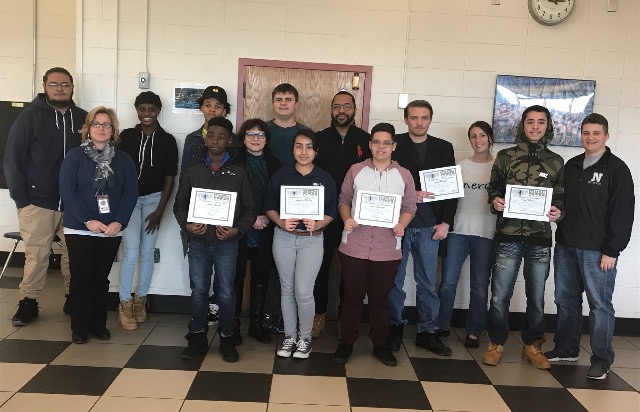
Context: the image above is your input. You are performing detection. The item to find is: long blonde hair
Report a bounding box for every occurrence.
[81,106,120,144]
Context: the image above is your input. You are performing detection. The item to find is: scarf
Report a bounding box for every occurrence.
[82,140,116,190]
[245,152,268,248]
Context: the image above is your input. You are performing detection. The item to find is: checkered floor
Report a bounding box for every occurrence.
[0,269,638,412]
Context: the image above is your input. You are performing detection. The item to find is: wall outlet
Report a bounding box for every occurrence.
[154,248,160,263]
[139,72,150,89]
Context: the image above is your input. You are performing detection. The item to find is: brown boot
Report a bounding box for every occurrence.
[133,295,147,323]
[522,339,550,369]
[482,341,504,366]
[118,300,137,331]
[311,313,326,338]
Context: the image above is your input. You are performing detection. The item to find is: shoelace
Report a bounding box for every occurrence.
[296,340,310,352]
[282,338,296,350]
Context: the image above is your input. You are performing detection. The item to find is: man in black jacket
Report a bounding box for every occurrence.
[388,100,457,356]
[4,67,87,326]
[313,91,371,337]
[545,113,635,380]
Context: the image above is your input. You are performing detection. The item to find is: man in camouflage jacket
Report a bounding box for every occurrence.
[482,105,564,370]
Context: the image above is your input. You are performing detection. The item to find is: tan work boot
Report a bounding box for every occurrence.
[482,341,504,366]
[133,295,147,323]
[311,313,326,338]
[522,339,550,369]
[118,300,138,331]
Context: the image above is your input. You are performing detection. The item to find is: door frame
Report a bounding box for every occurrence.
[236,58,373,131]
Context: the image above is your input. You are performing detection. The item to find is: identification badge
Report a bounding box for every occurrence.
[97,195,110,214]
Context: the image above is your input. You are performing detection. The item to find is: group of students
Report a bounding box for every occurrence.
[5,67,635,380]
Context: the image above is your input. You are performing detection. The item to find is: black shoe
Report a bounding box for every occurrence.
[63,294,70,315]
[91,327,111,340]
[387,324,404,352]
[72,331,88,344]
[219,336,239,362]
[464,334,480,348]
[182,332,208,360]
[434,328,450,337]
[233,319,243,345]
[12,297,39,326]
[586,365,609,380]
[248,323,272,343]
[416,332,452,356]
[373,344,398,367]
[333,343,353,364]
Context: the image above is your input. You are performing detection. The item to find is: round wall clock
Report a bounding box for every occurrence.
[528,0,574,26]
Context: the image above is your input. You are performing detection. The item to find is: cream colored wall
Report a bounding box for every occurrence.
[1,0,638,317]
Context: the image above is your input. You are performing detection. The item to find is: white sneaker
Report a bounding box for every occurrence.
[293,339,312,359]
[277,336,297,358]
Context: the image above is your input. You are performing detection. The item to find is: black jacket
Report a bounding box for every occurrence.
[4,94,87,210]
[392,133,457,229]
[556,147,635,257]
[173,148,256,255]
[315,124,372,190]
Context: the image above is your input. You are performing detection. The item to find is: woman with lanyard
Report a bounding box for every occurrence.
[264,130,337,359]
[116,91,178,331]
[59,106,138,343]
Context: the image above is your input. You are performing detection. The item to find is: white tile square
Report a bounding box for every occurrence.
[409,12,468,42]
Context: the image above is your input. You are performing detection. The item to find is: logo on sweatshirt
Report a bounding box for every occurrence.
[356,145,363,159]
[539,172,548,178]
[589,172,603,185]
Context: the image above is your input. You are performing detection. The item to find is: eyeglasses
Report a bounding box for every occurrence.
[90,122,113,129]
[370,139,394,147]
[46,82,73,89]
[245,131,266,140]
[332,104,354,111]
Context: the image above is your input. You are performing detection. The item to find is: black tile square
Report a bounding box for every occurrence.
[273,352,345,377]
[347,377,431,410]
[410,357,491,384]
[548,364,635,391]
[0,339,70,364]
[495,385,588,412]
[124,345,204,371]
[186,371,272,402]
[19,364,121,396]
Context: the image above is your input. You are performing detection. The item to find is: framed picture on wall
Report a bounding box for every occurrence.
[492,75,596,147]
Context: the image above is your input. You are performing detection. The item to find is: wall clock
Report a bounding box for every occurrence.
[528,0,574,25]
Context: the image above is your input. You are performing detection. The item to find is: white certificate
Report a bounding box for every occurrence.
[187,188,237,226]
[280,186,325,220]
[503,185,553,222]
[419,165,464,202]
[353,190,402,229]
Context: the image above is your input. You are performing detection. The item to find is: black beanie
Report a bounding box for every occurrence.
[134,91,162,110]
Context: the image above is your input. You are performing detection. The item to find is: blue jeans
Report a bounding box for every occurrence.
[187,239,238,336]
[389,227,440,333]
[436,233,493,336]
[487,242,550,345]
[553,244,616,369]
[119,192,161,301]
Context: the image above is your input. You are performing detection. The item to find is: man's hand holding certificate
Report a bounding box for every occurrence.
[419,165,464,202]
[353,190,402,228]
[187,188,237,227]
[503,184,554,222]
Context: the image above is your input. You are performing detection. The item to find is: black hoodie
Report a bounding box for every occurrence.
[4,93,87,210]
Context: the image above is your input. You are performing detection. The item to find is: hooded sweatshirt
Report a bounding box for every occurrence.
[4,93,87,210]
[487,118,565,247]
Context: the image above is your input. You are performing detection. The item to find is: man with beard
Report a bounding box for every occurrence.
[313,91,371,337]
[4,67,87,326]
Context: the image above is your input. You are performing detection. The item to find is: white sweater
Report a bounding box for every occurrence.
[451,158,495,239]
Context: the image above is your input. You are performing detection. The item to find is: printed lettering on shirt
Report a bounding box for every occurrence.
[539,172,548,178]
[464,182,489,189]
[589,172,603,184]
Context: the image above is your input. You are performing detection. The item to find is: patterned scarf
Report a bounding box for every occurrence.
[82,140,116,190]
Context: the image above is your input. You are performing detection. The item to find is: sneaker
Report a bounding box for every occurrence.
[434,328,450,337]
[293,339,312,359]
[333,343,353,364]
[545,348,579,362]
[133,295,147,323]
[118,300,138,331]
[207,303,219,326]
[464,334,480,349]
[12,297,39,326]
[311,313,326,338]
[63,294,70,315]
[522,339,550,370]
[482,341,504,366]
[387,324,404,352]
[373,344,397,367]
[415,332,452,356]
[219,335,239,363]
[277,336,297,358]
[586,365,609,380]
[181,332,208,360]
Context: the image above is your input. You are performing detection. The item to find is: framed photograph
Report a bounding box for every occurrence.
[173,84,207,113]
[492,75,596,147]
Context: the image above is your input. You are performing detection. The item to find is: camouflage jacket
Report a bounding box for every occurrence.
[487,122,565,247]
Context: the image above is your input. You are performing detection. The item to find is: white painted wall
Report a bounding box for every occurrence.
[1,0,638,318]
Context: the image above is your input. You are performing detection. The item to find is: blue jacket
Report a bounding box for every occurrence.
[59,146,138,230]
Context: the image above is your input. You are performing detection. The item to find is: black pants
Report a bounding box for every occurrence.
[313,217,342,314]
[66,234,121,335]
[234,242,273,317]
